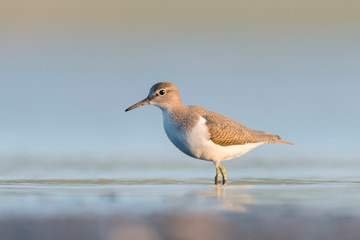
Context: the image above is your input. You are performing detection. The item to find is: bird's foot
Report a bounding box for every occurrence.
[215,174,221,185]
[215,167,221,185]
[219,164,227,185]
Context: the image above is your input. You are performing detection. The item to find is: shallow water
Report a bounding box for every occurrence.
[1,157,360,219]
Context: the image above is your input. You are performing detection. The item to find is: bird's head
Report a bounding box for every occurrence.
[125,82,182,112]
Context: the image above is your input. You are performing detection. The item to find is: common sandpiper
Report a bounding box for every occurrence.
[125,82,294,184]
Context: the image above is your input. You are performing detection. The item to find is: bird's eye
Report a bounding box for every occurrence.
[159,90,166,95]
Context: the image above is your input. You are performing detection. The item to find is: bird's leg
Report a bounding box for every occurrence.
[215,167,221,185]
[219,164,227,185]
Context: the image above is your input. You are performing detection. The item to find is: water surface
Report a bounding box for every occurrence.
[1,157,360,219]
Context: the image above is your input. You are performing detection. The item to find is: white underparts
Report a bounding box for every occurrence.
[162,112,263,166]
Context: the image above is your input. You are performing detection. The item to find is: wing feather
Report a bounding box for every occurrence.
[189,106,283,146]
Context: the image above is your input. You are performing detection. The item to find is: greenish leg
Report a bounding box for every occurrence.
[215,167,221,185]
[219,164,227,185]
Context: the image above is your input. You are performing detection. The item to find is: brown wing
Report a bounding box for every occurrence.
[190,106,284,146]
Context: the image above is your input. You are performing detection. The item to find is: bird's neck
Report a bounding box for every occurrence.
[161,103,188,124]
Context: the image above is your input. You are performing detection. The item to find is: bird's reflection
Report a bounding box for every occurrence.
[192,183,255,213]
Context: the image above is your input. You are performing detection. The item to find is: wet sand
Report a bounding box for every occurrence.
[1,179,360,240]
[2,205,360,240]
[1,159,360,240]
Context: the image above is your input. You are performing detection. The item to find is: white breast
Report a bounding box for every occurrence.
[162,110,195,158]
[162,111,263,166]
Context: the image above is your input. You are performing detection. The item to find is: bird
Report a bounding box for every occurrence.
[125,82,294,184]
